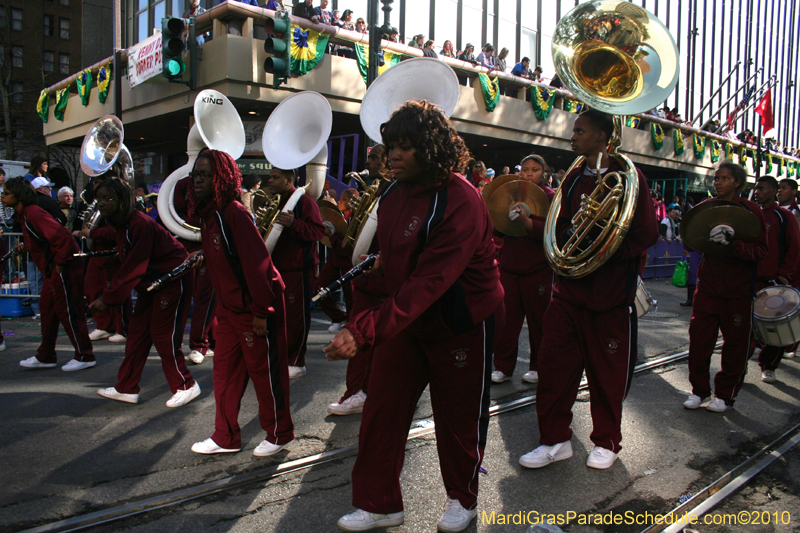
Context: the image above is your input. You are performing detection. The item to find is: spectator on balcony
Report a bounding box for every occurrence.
[495,47,509,73]
[476,44,495,70]
[386,27,399,42]
[184,0,209,43]
[315,0,333,25]
[292,0,319,23]
[265,0,283,10]
[458,43,477,64]
[422,40,438,58]
[440,40,456,58]
[331,9,342,26]
[549,71,563,88]
[511,57,533,79]
[408,34,424,48]
[355,17,367,34]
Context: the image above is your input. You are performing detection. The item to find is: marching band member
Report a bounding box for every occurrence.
[491,154,555,384]
[327,145,392,417]
[326,101,503,533]
[520,110,658,470]
[683,162,767,413]
[2,178,95,371]
[90,177,199,407]
[265,167,325,379]
[751,176,799,383]
[777,177,800,359]
[172,175,217,364]
[188,149,294,456]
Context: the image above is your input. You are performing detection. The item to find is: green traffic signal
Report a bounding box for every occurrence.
[162,17,187,80]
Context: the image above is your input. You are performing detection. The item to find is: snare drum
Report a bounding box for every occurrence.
[753,286,800,347]
[634,277,655,318]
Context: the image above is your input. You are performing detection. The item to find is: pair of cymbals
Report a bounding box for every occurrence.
[681,199,760,256]
[482,174,550,236]
[318,202,348,248]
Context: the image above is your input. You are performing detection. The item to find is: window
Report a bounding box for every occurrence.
[171,0,182,18]
[11,46,23,68]
[11,82,24,104]
[43,50,55,71]
[59,53,69,74]
[59,0,69,5]
[0,7,6,28]
[44,15,55,36]
[59,18,69,39]
[11,8,22,31]
[404,0,430,43]
[14,119,25,140]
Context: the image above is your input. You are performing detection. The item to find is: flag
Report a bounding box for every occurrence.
[651,122,664,150]
[480,73,501,112]
[754,88,774,133]
[36,90,49,123]
[54,85,70,121]
[354,43,402,84]
[530,86,556,119]
[290,25,330,75]
[97,62,112,103]
[711,140,721,163]
[693,134,706,159]
[76,68,93,106]
[726,84,756,131]
[673,129,684,155]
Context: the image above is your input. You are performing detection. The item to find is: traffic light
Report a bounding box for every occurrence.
[162,17,186,81]
[264,13,292,89]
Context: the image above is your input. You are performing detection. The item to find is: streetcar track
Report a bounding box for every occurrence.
[19,342,720,533]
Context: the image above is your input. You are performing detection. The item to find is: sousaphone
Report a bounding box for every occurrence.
[350,57,461,265]
[544,1,679,278]
[157,90,246,241]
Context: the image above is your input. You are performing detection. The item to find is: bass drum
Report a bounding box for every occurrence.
[634,277,655,318]
[753,285,800,347]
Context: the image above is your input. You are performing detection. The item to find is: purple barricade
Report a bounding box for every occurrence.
[642,240,686,279]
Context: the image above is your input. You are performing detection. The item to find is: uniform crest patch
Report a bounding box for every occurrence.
[213,233,221,250]
[404,216,421,237]
[606,338,620,353]
[160,297,170,309]
[452,348,469,368]
[243,332,255,346]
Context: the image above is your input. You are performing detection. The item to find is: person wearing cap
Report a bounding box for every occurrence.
[513,165,521,175]
[659,203,681,243]
[29,177,67,318]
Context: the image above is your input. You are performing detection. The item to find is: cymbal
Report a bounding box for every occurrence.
[486,180,550,236]
[682,201,760,256]
[481,174,520,202]
[318,204,348,248]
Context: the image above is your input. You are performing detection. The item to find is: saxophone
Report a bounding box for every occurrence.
[342,174,383,249]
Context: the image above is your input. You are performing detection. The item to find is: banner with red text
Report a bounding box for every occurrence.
[128,33,163,88]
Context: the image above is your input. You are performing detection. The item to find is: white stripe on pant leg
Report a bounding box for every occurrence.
[168,278,188,391]
[467,320,487,502]
[59,271,82,356]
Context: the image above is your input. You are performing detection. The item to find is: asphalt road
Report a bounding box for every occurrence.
[1,280,799,533]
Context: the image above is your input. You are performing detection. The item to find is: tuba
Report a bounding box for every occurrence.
[543,1,679,278]
[261,91,332,253]
[349,57,461,265]
[79,115,135,249]
[157,90,246,241]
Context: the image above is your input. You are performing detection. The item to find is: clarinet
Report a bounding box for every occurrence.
[73,249,118,258]
[0,247,22,264]
[146,253,203,292]
[312,254,378,302]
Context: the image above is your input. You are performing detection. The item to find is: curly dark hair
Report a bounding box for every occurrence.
[718,160,748,192]
[379,100,470,183]
[4,177,37,206]
[187,149,243,215]
[96,178,135,224]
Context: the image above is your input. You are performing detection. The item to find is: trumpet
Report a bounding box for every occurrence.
[311,254,378,302]
[147,253,203,292]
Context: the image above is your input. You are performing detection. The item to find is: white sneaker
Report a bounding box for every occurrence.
[205,349,214,357]
[519,440,573,469]
[288,365,307,379]
[191,438,240,454]
[706,397,730,413]
[108,333,127,343]
[166,382,201,408]
[0,341,6,351]
[586,446,618,469]
[438,498,477,532]
[188,350,205,364]
[89,329,111,341]
[328,390,367,415]
[253,438,292,457]
[491,370,510,383]
[328,321,346,334]
[784,351,795,358]
[97,386,139,404]
[522,370,539,383]
[19,356,57,369]
[683,394,705,409]
[761,370,777,383]
[337,509,404,531]
[62,359,96,372]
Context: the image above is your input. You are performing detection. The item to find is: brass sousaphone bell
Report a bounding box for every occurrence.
[544,1,680,278]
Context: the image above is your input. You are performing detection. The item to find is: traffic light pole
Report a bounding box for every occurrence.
[365,0,394,88]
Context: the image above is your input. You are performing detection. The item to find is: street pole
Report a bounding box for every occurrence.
[365,0,394,88]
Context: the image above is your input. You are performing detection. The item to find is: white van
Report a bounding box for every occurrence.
[0,159,30,179]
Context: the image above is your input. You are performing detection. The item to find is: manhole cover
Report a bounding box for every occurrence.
[644,311,680,318]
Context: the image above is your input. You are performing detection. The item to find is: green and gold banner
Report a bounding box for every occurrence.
[291,25,330,75]
[480,73,501,112]
[711,139,721,163]
[674,129,684,156]
[651,122,664,150]
[564,99,586,113]
[36,90,49,123]
[97,62,112,103]
[53,85,70,121]
[750,151,758,172]
[778,157,785,176]
[693,134,706,159]
[354,43,402,84]
[766,154,773,174]
[76,68,93,106]
[626,116,641,128]
[739,146,748,165]
[724,143,733,160]
[530,86,556,119]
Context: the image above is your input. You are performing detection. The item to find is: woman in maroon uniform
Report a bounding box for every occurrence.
[187,149,294,456]
[325,101,504,533]
[683,162,767,412]
[89,177,199,407]
[491,154,555,384]
[2,178,95,371]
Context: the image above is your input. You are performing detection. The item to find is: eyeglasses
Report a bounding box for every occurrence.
[190,171,213,180]
[96,196,117,205]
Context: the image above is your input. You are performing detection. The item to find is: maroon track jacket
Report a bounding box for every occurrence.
[14,204,80,275]
[271,190,325,272]
[757,203,800,283]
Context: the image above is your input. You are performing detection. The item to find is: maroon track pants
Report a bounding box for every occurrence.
[316,262,353,324]
[210,307,294,449]
[85,260,130,336]
[536,299,637,454]
[688,290,752,404]
[114,276,194,395]
[351,316,495,514]
[188,266,216,354]
[37,265,94,364]
[282,268,313,367]
[493,268,552,376]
